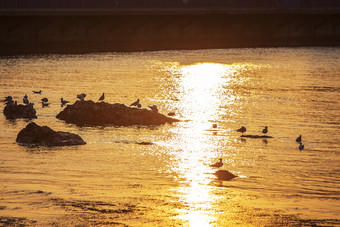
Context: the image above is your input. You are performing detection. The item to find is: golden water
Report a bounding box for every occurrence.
[0,48,339,226]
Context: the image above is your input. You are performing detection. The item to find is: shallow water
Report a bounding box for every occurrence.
[0,48,340,226]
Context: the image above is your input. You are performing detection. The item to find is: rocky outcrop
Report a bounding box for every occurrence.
[16,122,86,146]
[56,100,179,126]
[3,104,37,119]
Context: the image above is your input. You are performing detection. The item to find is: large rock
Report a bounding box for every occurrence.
[16,122,86,146]
[56,100,179,126]
[3,104,37,119]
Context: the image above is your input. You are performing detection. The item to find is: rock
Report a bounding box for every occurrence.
[240,135,273,139]
[3,104,37,119]
[56,100,179,126]
[214,170,237,181]
[16,122,86,146]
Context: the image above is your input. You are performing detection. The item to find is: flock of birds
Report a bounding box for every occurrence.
[3,91,160,113]
[210,127,305,169]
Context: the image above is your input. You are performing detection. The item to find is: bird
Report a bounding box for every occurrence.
[299,142,304,150]
[262,126,268,134]
[24,94,28,99]
[42,102,50,108]
[296,135,302,143]
[148,104,158,112]
[41,98,48,102]
[168,112,175,116]
[61,98,70,105]
[77,93,86,101]
[236,126,247,135]
[33,90,42,94]
[4,96,12,102]
[99,93,105,101]
[23,96,29,105]
[130,99,140,107]
[212,124,217,128]
[210,158,223,168]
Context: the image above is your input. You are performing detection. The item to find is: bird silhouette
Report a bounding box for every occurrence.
[210,158,223,168]
[130,99,140,107]
[77,93,86,101]
[236,126,247,135]
[61,98,70,105]
[23,96,29,105]
[299,142,304,150]
[99,93,105,101]
[41,98,48,102]
[33,90,42,94]
[262,126,268,134]
[148,104,158,112]
[296,135,302,143]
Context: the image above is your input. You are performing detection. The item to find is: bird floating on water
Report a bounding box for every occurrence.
[262,126,268,134]
[148,104,158,112]
[296,135,302,143]
[33,90,42,94]
[236,126,247,135]
[210,158,223,168]
[212,124,218,129]
[130,99,140,107]
[299,142,304,150]
[99,93,105,101]
[61,98,70,105]
[41,98,48,103]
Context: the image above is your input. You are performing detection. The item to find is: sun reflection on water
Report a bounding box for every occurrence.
[159,62,263,226]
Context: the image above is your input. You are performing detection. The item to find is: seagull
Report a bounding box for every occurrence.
[61,98,70,105]
[262,126,268,134]
[33,90,42,94]
[77,93,86,101]
[210,158,223,168]
[148,104,158,112]
[23,96,29,105]
[299,142,304,150]
[130,99,140,107]
[236,126,247,135]
[296,135,302,143]
[41,98,48,102]
[24,94,28,99]
[212,124,217,128]
[99,93,105,101]
[4,96,12,102]
[42,102,50,108]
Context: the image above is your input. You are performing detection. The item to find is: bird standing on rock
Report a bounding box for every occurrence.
[236,126,247,135]
[210,158,223,168]
[99,93,105,101]
[130,99,140,107]
[262,126,268,134]
[23,95,29,105]
[77,94,86,101]
[148,104,158,112]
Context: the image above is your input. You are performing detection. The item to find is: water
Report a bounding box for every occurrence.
[0,48,339,226]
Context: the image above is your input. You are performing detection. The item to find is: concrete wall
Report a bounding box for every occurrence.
[1,13,340,55]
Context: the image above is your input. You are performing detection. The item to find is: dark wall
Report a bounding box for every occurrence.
[1,13,340,55]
